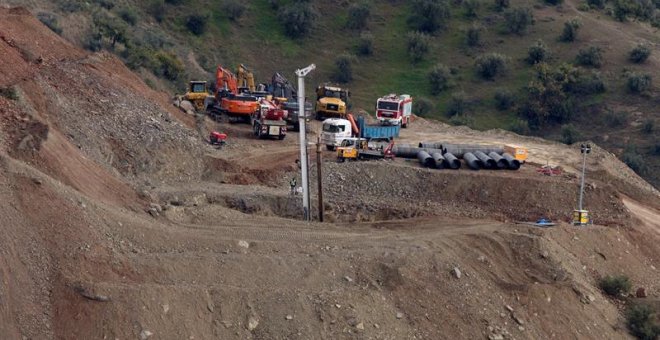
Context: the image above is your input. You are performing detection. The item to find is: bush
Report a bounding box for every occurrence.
[510,119,530,134]
[429,64,452,94]
[332,54,355,83]
[629,43,651,63]
[147,0,166,22]
[566,71,606,95]
[413,97,435,117]
[494,0,510,11]
[626,72,652,94]
[0,87,19,101]
[37,12,63,35]
[153,51,185,81]
[626,304,660,340]
[560,124,581,144]
[587,0,605,8]
[575,46,603,68]
[526,40,548,64]
[447,91,467,116]
[560,18,581,42]
[475,53,509,79]
[346,1,371,30]
[623,146,647,173]
[279,3,316,38]
[83,30,103,52]
[186,15,208,36]
[464,0,481,17]
[604,110,629,127]
[545,0,564,5]
[118,7,139,25]
[504,7,534,35]
[60,1,85,13]
[223,0,246,21]
[466,24,482,47]
[494,88,515,110]
[93,0,115,10]
[408,0,452,33]
[449,114,474,126]
[407,31,431,63]
[356,32,374,56]
[642,119,654,134]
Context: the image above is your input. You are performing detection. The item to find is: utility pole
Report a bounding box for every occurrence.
[574,143,591,226]
[295,64,316,221]
[316,136,324,222]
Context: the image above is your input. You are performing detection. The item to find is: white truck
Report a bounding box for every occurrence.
[320,118,353,151]
[376,94,413,128]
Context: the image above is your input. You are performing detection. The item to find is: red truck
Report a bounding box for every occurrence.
[252,99,287,140]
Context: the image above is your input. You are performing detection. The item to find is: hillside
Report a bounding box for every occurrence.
[1,0,657,188]
[1,4,660,340]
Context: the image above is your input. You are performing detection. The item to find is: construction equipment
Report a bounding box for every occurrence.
[206,66,259,123]
[315,84,349,120]
[252,98,287,140]
[320,113,400,150]
[504,145,528,162]
[281,100,312,131]
[376,94,413,128]
[184,81,212,111]
[236,64,256,93]
[271,72,297,103]
[209,131,227,148]
[336,137,395,162]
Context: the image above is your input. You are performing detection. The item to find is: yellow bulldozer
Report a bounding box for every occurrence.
[183,81,212,111]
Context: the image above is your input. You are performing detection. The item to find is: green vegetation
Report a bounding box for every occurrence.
[559,18,581,42]
[407,31,431,63]
[626,304,660,340]
[494,0,510,11]
[356,32,374,56]
[464,0,481,18]
[623,145,648,173]
[604,110,629,127]
[560,124,580,144]
[118,7,139,25]
[575,46,603,68]
[186,15,208,36]
[0,87,19,101]
[599,275,631,296]
[504,7,534,35]
[642,119,654,134]
[494,88,515,110]
[346,1,371,30]
[332,54,355,83]
[413,97,435,117]
[447,91,467,116]
[222,0,246,21]
[526,40,548,65]
[408,0,452,33]
[429,64,453,94]
[629,43,651,64]
[279,2,316,38]
[466,24,482,47]
[475,53,509,80]
[626,72,652,94]
[37,12,63,35]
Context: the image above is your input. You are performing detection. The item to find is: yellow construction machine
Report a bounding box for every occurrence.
[184,81,212,111]
[315,84,349,120]
[236,64,256,93]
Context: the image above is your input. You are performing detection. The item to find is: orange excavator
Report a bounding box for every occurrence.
[206,66,259,123]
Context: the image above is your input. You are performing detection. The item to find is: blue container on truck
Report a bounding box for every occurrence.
[357,116,400,139]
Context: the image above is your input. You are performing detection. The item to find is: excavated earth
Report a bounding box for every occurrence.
[1,7,659,340]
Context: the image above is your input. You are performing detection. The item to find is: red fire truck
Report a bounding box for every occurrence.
[376,94,413,128]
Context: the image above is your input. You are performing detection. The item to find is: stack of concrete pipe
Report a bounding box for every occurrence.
[393,143,521,170]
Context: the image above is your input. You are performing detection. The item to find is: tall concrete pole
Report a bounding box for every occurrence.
[578,143,591,211]
[295,64,315,221]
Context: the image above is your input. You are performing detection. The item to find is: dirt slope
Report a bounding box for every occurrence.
[1,7,659,340]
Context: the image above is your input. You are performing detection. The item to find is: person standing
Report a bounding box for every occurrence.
[289,177,297,196]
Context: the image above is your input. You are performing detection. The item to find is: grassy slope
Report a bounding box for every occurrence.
[11,0,660,187]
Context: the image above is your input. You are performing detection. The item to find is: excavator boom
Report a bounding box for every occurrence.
[237,64,256,92]
[215,66,238,96]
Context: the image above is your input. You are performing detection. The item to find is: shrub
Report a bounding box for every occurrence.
[575,46,603,68]
[408,0,452,33]
[526,40,548,64]
[83,30,103,52]
[623,146,647,173]
[186,15,208,35]
[332,54,355,83]
[94,12,129,49]
[626,72,652,94]
[407,31,431,63]
[447,91,467,116]
[494,0,510,11]
[60,1,85,13]
[510,119,530,134]
[641,119,654,134]
[464,0,481,17]
[494,88,515,110]
[604,110,629,127]
[223,0,246,21]
[559,18,581,42]
[153,51,185,81]
[475,53,509,79]
[504,7,534,35]
[118,7,139,25]
[600,275,631,296]
[545,0,564,5]
[566,71,606,95]
[37,12,63,35]
[93,0,115,10]
[626,304,660,340]
[629,43,651,63]
[346,1,371,30]
[165,0,185,4]
[147,0,166,22]
[356,32,374,56]
[279,3,316,38]
[429,64,452,94]
[413,97,435,117]
[560,124,581,144]
[466,24,482,47]
[449,114,474,126]
[587,0,605,8]
[0,87,19,100]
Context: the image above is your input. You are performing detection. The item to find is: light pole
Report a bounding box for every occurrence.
[574,143,591,225]
[295,64,315,221]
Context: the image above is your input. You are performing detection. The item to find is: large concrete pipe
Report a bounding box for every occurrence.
[419,142,443,149]
[474,151,497,169]
[443,152,461,169]
[463,152,482,170]
[431,152,445,169]
[488,152,508,169]
[502,153,521,170]
[442,144,504,158]
[417,151,434,167]
[393,146,444,159]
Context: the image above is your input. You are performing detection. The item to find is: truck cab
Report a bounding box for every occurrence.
[320,118,352,150]
[376,94,413,128]
[315,85,349,120]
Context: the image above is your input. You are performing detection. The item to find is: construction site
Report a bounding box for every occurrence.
[1,6,660,340]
